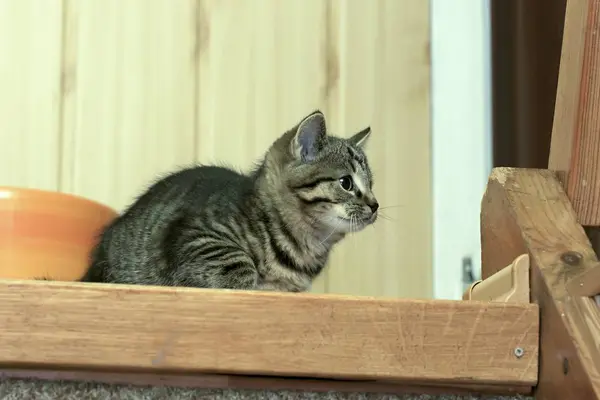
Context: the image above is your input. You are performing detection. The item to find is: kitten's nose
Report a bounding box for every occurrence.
[368,201,379,213]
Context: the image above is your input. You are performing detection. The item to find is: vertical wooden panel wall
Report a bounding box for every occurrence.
[0,0,431,299]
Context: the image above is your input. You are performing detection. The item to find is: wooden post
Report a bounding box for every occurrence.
[549,0,600,226]
[481,167,600,399]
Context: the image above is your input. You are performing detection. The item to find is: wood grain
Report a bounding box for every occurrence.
[59,0,197,210]
[0,279,538,387]
[566,261,600,297]
[549,0,600,225]
[481,167,600,399]
[324,0,432,298]
[0,0,63,190]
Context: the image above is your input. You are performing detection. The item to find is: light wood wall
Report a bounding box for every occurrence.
[0,0,432,298]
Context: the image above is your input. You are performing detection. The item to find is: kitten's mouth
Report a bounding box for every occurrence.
[336,213,377,232]
[368,211,378,223]
[360,214,378,227]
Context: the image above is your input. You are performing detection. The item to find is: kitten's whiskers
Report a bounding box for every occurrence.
[377,205,399,222]
[378,204,404,210]
[377,212,394,221]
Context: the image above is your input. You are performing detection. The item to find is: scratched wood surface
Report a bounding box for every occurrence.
[0,279,538,387]
[481,167,600,399]
[549,0,600,226]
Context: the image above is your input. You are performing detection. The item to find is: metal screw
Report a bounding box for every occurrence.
[563,358,569,375]
[514,347,524,358]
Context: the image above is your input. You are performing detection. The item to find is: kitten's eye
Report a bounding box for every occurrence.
[339,176,353,191]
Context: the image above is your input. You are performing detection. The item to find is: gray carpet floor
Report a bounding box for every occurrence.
[0,379,533,400]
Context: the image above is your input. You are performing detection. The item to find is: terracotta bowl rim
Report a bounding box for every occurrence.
[0,186,118,215]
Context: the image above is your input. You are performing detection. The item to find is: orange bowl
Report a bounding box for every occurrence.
[0,187,118,281]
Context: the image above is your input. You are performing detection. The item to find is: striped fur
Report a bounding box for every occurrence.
[84,110,379,292]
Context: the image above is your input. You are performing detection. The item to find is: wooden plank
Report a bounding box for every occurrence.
[324,0,432,298]
[481,167,600,399]
[59,0,196,210]
[0,369,534,397]
[0,279,538,388]
[566,261,600,297]
[0,0,63,190]
[549,0,600,225]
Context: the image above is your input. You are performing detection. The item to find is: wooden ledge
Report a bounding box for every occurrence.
[481,167,600,399]
[0,279,539,395]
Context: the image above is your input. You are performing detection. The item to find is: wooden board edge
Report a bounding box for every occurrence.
[548,0,600,225]
[548,0,588,182]
[0,368,534,397]
[0,278,539,387]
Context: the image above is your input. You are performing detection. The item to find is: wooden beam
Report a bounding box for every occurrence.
[481,167,600,399]
[0,279,538,394]
[566,261,600,297]
[549,0,600,226]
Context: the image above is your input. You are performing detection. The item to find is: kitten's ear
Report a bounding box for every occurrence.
[348,127,371,149]
[291,110,327,162]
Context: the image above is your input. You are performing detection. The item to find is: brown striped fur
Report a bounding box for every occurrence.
[84,110,378,292]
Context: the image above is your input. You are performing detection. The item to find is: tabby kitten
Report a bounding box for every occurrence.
[83,110,379,292]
